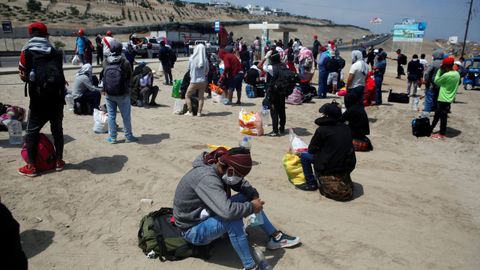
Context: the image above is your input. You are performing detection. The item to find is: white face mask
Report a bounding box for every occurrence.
[221,168,243,186]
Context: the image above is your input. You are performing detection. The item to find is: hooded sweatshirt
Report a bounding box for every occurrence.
[189,44,209,83]
[340,93,370,138]
[173,153,258,230]
[435,69,460,103]
[72,64,101,100]
[348,50,369,88]
[308,117,356,175]
[424,49,444,89]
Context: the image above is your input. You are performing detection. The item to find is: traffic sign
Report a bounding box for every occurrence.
[214,20,220,33]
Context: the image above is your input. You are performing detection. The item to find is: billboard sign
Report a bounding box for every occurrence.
[214,20,220,33]
[392,22,427,42]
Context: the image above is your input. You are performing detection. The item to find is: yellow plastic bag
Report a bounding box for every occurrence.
[207,144,232,151]
[282,153,306,186]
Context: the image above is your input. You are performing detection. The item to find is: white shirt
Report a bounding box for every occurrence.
[349,61,367,88]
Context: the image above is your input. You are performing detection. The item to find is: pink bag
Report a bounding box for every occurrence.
[286,88,303,105]
[21,133,56,171]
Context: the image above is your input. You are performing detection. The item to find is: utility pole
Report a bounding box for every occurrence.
[461,0,473,58]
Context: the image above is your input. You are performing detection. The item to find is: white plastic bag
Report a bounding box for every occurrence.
[93,109,108,133]
[172,98,185,115]
[71,55,80,65]
[212,92,225,104]
[289,129,308,153]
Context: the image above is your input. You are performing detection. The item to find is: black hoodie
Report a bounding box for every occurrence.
[308,117,356,175]
[340,93,370,139]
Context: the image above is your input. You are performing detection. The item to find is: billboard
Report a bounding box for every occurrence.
[392,22,427,42]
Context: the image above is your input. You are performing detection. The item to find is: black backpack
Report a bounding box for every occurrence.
[103,61,127,96]
[399,54,407,65]
[412,117,432,137]
[25,49,65,98]
[138,208,209,261]
[387,89,409,103]
[272,64,298,97]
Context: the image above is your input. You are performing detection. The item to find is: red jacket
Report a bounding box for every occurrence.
[222,53,242,78]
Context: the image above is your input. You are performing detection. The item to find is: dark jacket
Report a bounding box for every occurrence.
[407,59,424,81]
[0,202,28,270]
[159,46,172,67]
[173,153,258,230]
[340,93,370,139]
[312,40,320,55]
[308,117,356,175]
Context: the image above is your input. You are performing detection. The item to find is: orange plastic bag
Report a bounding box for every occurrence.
[209,83,224,95]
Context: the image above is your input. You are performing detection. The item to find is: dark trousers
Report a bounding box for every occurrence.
[96,50,103,66]
[431,101,450,135]
[25,108,64,164]
[270,96,286,133]
[397,65,405,78]
[374,74,384,105]
[348,85,365,103]
[140,86,159,104]
[75,91,101,110]
[162,64,173,84]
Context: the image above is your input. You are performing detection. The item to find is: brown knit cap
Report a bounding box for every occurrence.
[219,147,252,177]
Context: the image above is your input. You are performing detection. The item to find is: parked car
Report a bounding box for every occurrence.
[189,40,219,54]
[141,38,162,58]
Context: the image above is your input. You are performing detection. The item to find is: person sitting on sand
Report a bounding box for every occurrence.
[131,62,158,107]
[341,92,373,151]
[184,43,209,117]
[299,103,356,199]
[72,63,101,113]
[173,147,301,270]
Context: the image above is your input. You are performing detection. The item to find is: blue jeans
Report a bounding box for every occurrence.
[300,153,316,185]
[182,193,277,269]
[374,75,384,105]
[317,69,328,97]
[105,94,133,139]
[424,87,434,112]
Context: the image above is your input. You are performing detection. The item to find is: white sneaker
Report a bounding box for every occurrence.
[196,112,202,117]
[184,111,193,116]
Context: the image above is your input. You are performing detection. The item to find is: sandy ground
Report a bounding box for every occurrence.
[1,41,480,270]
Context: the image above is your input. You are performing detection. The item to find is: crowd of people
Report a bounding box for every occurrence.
[5,21,466,269]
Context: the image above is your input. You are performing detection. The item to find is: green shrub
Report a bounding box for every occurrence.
[27,0,42,12]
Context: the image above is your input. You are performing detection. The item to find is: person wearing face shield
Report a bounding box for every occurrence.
[173,147,300,270]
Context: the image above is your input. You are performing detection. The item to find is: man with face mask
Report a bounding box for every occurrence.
[173,147,300,270]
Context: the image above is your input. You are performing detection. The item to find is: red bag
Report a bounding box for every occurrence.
[21,133,56,171]
[364,72,376,106]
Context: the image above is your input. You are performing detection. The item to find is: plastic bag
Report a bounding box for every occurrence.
[209,83,224,95]
[282,153,306,186]
[286,87,304,105]
[212,92,225,103]
[239,109,264,136]
[172,99,185,115]
[93,109,108,133]
[289,129,308,153]
[71,55,80,65]
[171,80,182,98]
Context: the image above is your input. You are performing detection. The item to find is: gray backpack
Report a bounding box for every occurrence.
[103,62,126,96]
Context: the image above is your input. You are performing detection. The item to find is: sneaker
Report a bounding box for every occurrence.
[266,231,301,250]
[266,131,280,137]
[295,183,318,191]
[184,111,193,116]
[18,164,38,177]
[125,136,139,143]
[106,137,118,144]
[431,133,446,139]
[196,112,202,117]
[55,160,65,171]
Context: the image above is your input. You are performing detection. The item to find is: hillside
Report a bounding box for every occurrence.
[0,0,332,29]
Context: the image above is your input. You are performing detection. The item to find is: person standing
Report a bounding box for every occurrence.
[258,50,287,136]
[18,22,66,176]
[184,44,209,117]
[394,49,407,79]
[317,47,329,98]
[239,44,250,73]
[430,57,460,139]
[424,50,444,112]
[406,54,424,96]
[373,52,387,105]
[75,28,87,64]
[346,50,369,102]
[102,38,137,144]
[159,40,174,85]
[312,35,321,69]
[95,33,103,66]
[253,36,261,60]
[418,53,428,88]
[219,46,243,105]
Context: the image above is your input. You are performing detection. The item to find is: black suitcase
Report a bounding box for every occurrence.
[388,89,409,103]
[412,117,432,137]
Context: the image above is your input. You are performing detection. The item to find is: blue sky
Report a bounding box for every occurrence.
[191,0,480,42]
